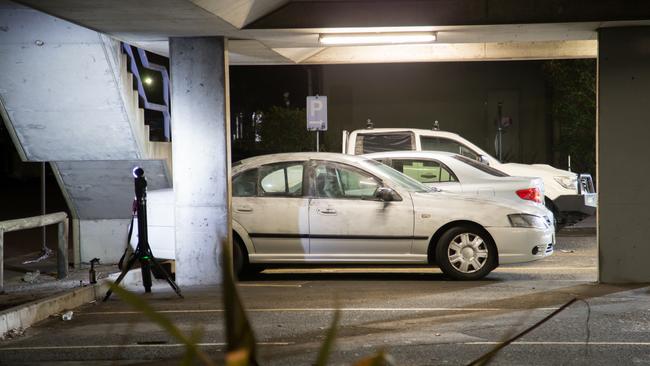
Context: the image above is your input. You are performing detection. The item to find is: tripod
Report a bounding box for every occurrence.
[103,167,183,301]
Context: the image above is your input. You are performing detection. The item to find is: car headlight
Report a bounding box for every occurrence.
[508,214,548,229]
[554,175,577,190]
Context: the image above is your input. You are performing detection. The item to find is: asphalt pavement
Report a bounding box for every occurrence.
[3,233,649,366]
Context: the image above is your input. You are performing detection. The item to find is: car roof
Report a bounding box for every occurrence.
[233,152,372,172]
[363,150,459,160]
[351,128,463,139]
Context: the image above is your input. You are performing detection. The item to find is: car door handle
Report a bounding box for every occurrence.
[421,174,437,179]
[235,206,253,213]
[317,208,337,215]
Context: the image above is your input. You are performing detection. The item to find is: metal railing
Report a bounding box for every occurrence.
[122,43,171,141]
[0,212,69,293]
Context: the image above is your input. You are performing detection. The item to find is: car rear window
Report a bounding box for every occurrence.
[355,132,415,154]
[453,155,509,177]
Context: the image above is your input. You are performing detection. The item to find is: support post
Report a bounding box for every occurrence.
[72,218,80,269]
[598,26,650,283]
[57,220,69,279]
[170,37,231,285]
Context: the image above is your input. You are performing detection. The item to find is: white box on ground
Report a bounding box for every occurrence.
[306,96,327,131]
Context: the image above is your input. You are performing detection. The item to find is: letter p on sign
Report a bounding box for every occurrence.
[306,96,327,131]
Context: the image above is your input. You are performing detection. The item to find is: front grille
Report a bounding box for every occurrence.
[579,174,596,194]
[545,243,554,254]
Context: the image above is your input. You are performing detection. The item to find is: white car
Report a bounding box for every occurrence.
[343,127,597,222]
[364,151,545,208]
[139,153,554,280]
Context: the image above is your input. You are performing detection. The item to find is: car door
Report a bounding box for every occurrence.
[388,158,463,193]
[232,161,309,256]
[308,160,415,258]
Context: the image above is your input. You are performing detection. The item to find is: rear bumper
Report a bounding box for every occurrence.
[554,193,597,215]
[487,226,555,265]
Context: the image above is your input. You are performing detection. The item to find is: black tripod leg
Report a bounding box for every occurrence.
[149,253,183,298]
[141,258,152,293]
[103,254,139,302]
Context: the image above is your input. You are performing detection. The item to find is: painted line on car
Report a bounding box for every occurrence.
[80,307,560,315]
[0,342,292,351]
[263,266,596,274]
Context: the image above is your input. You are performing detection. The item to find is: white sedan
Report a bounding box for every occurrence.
[364,151,545,208]
[141,153,554,280]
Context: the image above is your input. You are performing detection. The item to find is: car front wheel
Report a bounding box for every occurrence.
[435,225,497,280]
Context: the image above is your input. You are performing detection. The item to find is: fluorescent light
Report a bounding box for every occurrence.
[319,32,436,46]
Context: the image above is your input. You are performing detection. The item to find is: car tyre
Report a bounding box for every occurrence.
[233,236,262,280]
[435,225,497,280]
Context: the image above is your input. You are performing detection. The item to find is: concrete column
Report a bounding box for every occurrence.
[170,37,231,285]
[598,27,650,283]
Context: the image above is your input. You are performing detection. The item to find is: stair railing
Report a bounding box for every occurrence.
[122,43,171,141]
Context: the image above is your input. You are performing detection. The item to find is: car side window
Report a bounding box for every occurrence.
[259,162,304,197]
[420,137,479,160]
[391,159,457,183]
[313,163,380,199]
[232,168,258,197]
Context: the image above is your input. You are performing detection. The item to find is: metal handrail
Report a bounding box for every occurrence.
[0,212,69,293]
[122,43,171,141]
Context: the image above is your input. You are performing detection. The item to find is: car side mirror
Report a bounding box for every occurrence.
[478,155,490,166]
[375,187,402,202]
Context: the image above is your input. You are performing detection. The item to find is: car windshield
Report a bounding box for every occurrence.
[360,159,430,192]
[453,155,509,177]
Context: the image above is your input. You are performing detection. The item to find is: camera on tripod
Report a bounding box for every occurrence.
[103,167,183,301]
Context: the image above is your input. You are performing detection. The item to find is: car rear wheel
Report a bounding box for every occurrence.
[435,225,497,280]
[233,236,262,280]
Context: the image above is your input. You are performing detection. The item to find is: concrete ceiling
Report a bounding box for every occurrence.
[10,0,650,64]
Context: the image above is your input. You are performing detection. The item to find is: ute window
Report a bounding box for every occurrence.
[356,132,415,154]
[420,136,479,160]
[453,155,509,177]
[259,162,304,196]
[391,159,458,183]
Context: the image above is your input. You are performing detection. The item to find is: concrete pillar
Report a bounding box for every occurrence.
[169,37,231,285]
[598,27,650,283]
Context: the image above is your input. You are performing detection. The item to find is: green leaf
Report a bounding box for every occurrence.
[221,238,259,365]
[315,309,341,366]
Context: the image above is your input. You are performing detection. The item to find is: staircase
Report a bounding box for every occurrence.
[0,3,173,264]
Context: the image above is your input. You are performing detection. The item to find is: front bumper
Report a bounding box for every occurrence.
[487,226,555,264]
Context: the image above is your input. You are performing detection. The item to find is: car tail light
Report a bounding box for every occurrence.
[516,188,542,203]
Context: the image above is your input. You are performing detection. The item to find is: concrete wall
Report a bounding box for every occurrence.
[598,27,650,283]
[79,219,131,263]
[321,61,550,164]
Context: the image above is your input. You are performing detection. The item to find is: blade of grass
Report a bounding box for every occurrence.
[221,239,259,365]
[109,283,216,366]
[315,309,341,366]
[467,297,577,366]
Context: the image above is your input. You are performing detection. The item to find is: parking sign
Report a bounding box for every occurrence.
[306,96,327,131]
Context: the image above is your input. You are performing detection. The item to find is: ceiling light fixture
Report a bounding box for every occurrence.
[319,32,437,46]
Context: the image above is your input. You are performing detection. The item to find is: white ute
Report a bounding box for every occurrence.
[343,127,597,223]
